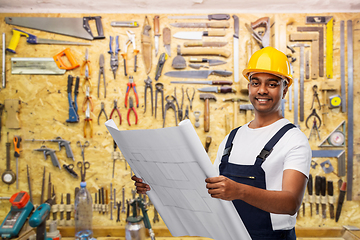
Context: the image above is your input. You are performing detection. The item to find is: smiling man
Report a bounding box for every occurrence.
[132,47,311,240]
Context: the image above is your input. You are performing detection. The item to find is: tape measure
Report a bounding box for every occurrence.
[329,94,341,108]
[328,131,345,146]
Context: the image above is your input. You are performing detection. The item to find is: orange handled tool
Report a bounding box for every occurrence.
[53,48,80,70]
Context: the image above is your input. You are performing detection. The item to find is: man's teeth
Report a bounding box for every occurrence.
[257,99,268,102]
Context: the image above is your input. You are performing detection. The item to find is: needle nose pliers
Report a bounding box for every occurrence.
[110,100,122,125]
[98,102,108,125]
[127,97,138,126]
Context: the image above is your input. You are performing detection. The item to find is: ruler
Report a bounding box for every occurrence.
[347,20,353,200]
[340,21,346,113]
[293,78,299,128]
[326,18,334,79]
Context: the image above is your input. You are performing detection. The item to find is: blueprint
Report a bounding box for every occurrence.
[105,119,251,240]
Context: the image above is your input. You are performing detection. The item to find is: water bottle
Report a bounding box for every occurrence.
[75,182,93,240]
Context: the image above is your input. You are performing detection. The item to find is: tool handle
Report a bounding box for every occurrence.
[63,164,78,178]
[53,48,80,70]
[6,141,11,170]
[181,48,231,58]
[204,99,210,132]
[123,59,127,76]
[233,15,239,38]
[134,54,138,72]
[204,30,226,37]
[212,70,233,77]
[211,80,233,85]
[315,175,321,196]
[13,135,21,158]
[219,86,235,93]
[111,21,139,27]
[154,15,160,36]
[108,36,113,53]
[163,27,171,45]
[115,35,120,52]
[48,150,61,169]
[208,14,230,20]
[207,22,230,28]
[320,176,326,196]
[184,42,205,47]
[308,174,313,195]
[251,17,270,29]
[6,28,29,53]
[327,180,333,196]
[189,58,207,62]
[67,75,74,93]
[62,142,74,161]
[83,16,105,39]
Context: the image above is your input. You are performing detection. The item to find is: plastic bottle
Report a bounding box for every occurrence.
[74,181,93,240]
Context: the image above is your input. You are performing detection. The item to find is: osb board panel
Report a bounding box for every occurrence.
[0,12,360,233]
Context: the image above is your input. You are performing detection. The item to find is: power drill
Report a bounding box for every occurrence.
[29,196,55,240]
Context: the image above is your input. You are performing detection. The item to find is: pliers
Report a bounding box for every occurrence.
[110,100,122,125]
[82,63,92,93]
[174,87,184,122]
[144,76,153,115]
[81,48,91,76]
[98,54,106,98]
[98,102,108,125]
[108,36,120,79]
[82,86,94,113]
[311,85,321,110]
[127,97,138,126]
[306,109,322,129]
[121,30,139,76]
[163,95,178,128]
[155,83,164,119]
[186,87,195,111]
[125,76,139,108]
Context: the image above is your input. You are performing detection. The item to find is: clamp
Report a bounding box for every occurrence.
[127,97,138,126]
[81,48,91,76]
[98,54,106,98]
[125,76,139,108]
[306,109,322,129]
[110,100,122,125]
[311,85,321,110]
[82,86,94,113]
[84,99,93,138]
[144,76,153,115]
[155,53,167,81]
[163,95,178,128]
[121,30,139,76]
[155,83,164,119]
[98,102,108,125]
[186,87,195,111]
[108,35,120,79]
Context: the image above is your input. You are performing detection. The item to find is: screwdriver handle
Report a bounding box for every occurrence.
[307,174,313,195]
[13,135,21,158]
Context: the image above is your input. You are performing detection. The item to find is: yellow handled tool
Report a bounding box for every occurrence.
[6,29,29,53]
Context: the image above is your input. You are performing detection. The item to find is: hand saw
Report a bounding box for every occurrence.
[5,16,105,40]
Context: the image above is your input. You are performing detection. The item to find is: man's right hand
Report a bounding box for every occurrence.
[131,175,151,194]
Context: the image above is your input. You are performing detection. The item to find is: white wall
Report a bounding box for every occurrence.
[0,0,359,13]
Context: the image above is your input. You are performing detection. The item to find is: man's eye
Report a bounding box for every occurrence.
[251,82,259,86]
[268,82,279,88]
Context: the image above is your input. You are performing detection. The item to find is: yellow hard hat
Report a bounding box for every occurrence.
[242,46,293,86]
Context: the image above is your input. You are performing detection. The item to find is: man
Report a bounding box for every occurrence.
[132,47,311,240]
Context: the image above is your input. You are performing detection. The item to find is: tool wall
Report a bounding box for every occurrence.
[0,12,360,235]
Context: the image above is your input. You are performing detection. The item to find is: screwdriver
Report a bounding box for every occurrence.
[315,175,321,215]
[327,180,335,219]
[320,176,327,219]
[307,174,313,216]
[13,135,22,189]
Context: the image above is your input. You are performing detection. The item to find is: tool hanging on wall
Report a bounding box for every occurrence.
[186,87,195,111]
[81,48,91,76]
[141,16,152,75]
[340,21,346,113]
[127,97,138,126]
[168,14,230,20]
[174,87,184,122]
[144,77,153,115]
[26,165,33,203]
[173,29,226,40]
[5,16,105,40]
[0,103,3,140]
[335,181,347,222]
[2,133,16,186]
[310,85,321,110]
[318,121,346,147]
[184,41,228,48]
[163,95,178,128]
[34,146,61,169]
[200,94,217,132]
[178,46,231,58]
[83,88,93,138]
[110,100,122,126]
[307,174,313,216]
[98,102,108,125]
[155,83,164,119]
[320,160,334,174]
[111,21,139,27]
[154,15,160,57]
[312,150,346,177]
[63,164,79,178]
[13,135,21,189]
[233,15,239,83]
[165,69,232,79]
[77,141,90,182]
[66,75,80,123]
[163,27,171,57]
[189,58,227,66]
[125,76,139,108]
[172,45,186,69]
[108,35,120,79]
[155,53,168,80]
[98,54,106,98]
[2,33,5,88]
[171,22,230,28]
[122,30,139,76]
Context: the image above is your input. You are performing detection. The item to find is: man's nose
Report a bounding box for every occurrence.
[257,83,269,94]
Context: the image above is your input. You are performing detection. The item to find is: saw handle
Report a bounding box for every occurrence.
[251,17,270,29]
[7,28,29,53]
[83,16,105,39]
[53,48,80,70]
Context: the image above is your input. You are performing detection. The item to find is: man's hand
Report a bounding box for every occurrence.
[131,175,151,194]
[205,176,241,201]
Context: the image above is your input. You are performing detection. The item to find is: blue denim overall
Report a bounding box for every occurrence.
[219,123,297,240]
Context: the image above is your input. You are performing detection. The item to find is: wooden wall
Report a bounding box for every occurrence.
[0,12,360,236]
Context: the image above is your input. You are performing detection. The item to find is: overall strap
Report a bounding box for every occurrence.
[221,126,241,162]
[255,123,296,166]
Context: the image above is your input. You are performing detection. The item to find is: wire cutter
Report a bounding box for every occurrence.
[108,35,120,79]
[82,86,94,112]
[306,109,322,129]
[81,48,91,76]
[98,53,106,98]
[144,76,153,115]
[163,95,178,128]
[110,100,122,125]
[311,85,321,110]
[125,76,139,108]
[127,97,138,126]
[121,30,139,76]
[98,102,108,125]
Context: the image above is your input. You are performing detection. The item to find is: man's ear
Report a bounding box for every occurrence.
[282,85,288,99]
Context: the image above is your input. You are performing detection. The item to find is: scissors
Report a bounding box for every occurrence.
[77,141,90,181]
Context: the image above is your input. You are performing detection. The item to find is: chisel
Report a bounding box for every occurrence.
[328,180,335,219]
[335,182,347,222]
[307,174,313,216]
[315,175,321,215]
[320,176,327,219]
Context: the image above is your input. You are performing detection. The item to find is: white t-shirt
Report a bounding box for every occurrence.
[213,118,311,230]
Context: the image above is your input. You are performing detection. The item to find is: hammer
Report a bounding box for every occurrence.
[223,97,249,128]
[199,93,216,132]
[239,104,254,123]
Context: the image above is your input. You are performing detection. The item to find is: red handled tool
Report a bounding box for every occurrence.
[125,76,139,108]
[127,97,138,126]
[110,100,122,125]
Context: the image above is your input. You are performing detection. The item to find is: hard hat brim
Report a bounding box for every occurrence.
[242,68,293,86]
